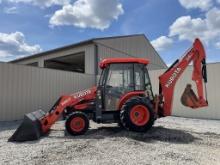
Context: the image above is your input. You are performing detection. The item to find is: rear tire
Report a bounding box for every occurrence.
[120,97,154,132]
[65,111,89,136]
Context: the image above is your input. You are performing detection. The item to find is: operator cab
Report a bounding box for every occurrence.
[97,58,153,112]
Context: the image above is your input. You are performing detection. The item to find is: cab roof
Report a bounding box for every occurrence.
[99,58,149,69]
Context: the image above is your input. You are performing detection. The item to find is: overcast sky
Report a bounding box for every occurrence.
[0,0,220,64]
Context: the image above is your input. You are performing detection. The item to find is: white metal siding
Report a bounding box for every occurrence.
[95,35,167,74]
[0,63,95,121]
[149,63,220,120]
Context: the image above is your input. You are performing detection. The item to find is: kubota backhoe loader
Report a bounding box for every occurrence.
[9,38,208,142]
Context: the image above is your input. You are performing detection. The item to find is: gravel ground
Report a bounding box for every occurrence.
[0,116,220,165]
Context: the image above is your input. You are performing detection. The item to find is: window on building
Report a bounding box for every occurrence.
[26,62,38,67]
[44,52,85,73]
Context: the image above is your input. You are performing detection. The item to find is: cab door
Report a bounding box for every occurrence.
[104,63,134,111]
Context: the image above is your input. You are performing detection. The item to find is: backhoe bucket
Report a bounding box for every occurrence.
[181,84,200,108]
[8,110,46,142]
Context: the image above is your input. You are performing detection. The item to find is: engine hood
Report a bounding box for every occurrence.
[71,86,97,100]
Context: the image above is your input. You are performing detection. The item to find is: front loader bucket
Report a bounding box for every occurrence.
[181,84,200,108]
[8,110,46,142]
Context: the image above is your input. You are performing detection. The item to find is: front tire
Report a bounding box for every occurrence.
[65,111,89,135]
[120,97,154,132]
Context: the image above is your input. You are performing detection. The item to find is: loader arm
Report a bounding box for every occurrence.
[40,87,97,133]
[8,87,96,142]
[159,38,208,117]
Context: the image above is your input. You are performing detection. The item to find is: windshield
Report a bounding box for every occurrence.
[106,64,134,91]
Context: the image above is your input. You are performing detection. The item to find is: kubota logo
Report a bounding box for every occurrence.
[73,89,91,99]
[165,67,181,88]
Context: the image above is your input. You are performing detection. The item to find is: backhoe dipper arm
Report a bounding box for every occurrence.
[158,38,208,117]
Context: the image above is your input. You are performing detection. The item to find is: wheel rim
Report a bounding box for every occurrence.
[130,105,150,126]
[70,117,85,132]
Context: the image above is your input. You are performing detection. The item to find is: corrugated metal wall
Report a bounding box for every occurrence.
[95,35,167,74]
[0,62,218,121]
[0,62,95,121]
[149,63,220,120]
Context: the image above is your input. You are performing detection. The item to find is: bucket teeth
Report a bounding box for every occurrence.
[8,110,46,142]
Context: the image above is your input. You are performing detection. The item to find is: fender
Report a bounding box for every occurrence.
[117,91,145,110]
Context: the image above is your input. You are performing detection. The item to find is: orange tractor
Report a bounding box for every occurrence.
[9,38,208,142]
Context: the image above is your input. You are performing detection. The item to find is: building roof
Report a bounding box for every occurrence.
[10,34,145,63]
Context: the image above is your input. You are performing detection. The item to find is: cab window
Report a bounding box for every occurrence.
[106,64,134,92]
[134,64,145,90]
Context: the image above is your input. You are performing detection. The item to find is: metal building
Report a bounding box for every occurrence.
[11,34,167,75]
[0,34,167,121]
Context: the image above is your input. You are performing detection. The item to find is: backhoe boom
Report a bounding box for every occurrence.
[158,38,208,116]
